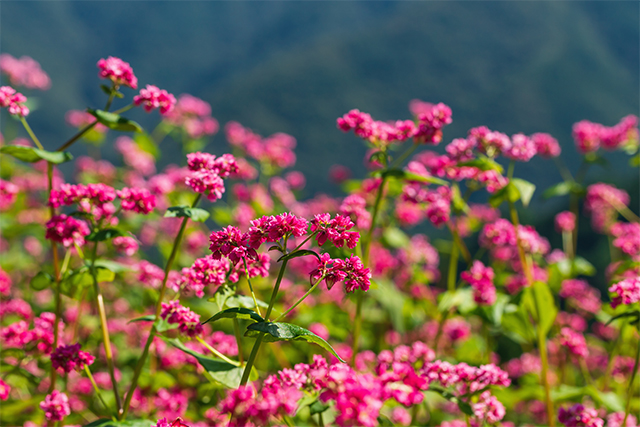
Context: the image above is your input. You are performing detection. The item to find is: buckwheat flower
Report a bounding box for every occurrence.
[0,86,29,116]
[137,260,165,288]
[51,343,95,373]
[153,418,190,427]
[311,213,360,249]
[473,391,506,424]
[310,253,348,291]
[584,183,630,232]
[476,170,509,193]
[229,252,270,283]
[555,211,576,233]
[607,412,638,427]
[558,403,603,427]
[40,390,71,422]
[610,222,640,257]
[0,178,18,210]
[112,236,139,256]
[558,327,588,358]
[160,301,203,337]
[341,254,371,293]
[414,102,452,145]
[117,187,157,214]
[0,378,9,400]
[424,187,452,227]
[560,279,601,314]
[531,132,561,157]
[469,127,512,157]
[97,56,138,89]
[177,255,230,297]
[134,84,176,115]
[573,120,603,154]
[340,194,371,230]
[602,115,640,150]
[505,133,537,161]
[0,54,51,90]
[446,137,476,161]
[609,276,640,308]
[115,136,156,176]
[45,215,91,248]
[461,261,496,305]
[209,225,255,264]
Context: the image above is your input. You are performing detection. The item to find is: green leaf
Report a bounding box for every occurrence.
[457,399,474,416]
[584,152,608,166]
[531,281,557,337]
[630,153,640,167]
[457,156,504,173]
[202,307,265,325]
[586,386,624,412]
[279,249,321,262]
[165,206,210,222]
[369,279,407,333]
[381,168,448,185]
[245,322,346,363]
[605,310,640,326]
[573,256,596,276]
[127,315,155,324]
[438,288,477,314]
[501,306,536,344]
[0,145,73,164]
[87,108,143,133]
[87,228,124,242]
[209,285,235,312]
[225,294,269,310]
[511,178,536,207]
[30,271,53,291]
[543,181,585,199]
[93,259,132,273]
[382,227,410,249]
[134,132,159,158]
[309,399,330,415]
[167,338,251,388]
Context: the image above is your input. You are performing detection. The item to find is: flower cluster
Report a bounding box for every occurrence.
[39,390,71,422]
[160,300,204,337]
[225,121,297,170]
[51,343,95,373]
[164,94,219,139]
[461,261,496,305]
[310,213,360,249]
[584,183,630,232]
[134,84,176,115]
[573,115,639,153]
[558,403,604,427]
[609,276,640,308]
[115,136,157,176]
[311,253,372,293]
[0,54,51,90]
[0,85,29,116]
[117,187,157,214]
[97,56,138,89]
[45,214,91,247]
[185,152,238,201]
[0,178,19,210]
[176,255,230,297]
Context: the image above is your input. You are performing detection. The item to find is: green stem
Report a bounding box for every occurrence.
[112,103,134,115]
[90,242,122,413]
[243,258,262,317]
[84,365,112,415]
[352,175,388,364]
[196,336,239,366]
[622,322,640,427]
[120,193,201,419]
[239,259,289,386]
[273,273,325,322]
[447,239,459,293]
[47,162,62,393]
[19,117,44,150]
[388,141,419,170]
[447,222,472,266]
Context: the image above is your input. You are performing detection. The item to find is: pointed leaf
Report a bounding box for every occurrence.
[511,178,536,207]
[279,249,321,262]
[202,307,264,325]
[167,338,252,388]
[0,145,73,164]
[245,322,346,363]
[127,315,155,324]
[30,271,53,291]
[532,281,557,336]
[86,228,124,242]
[87,108,143,133]
[165,206,210,222]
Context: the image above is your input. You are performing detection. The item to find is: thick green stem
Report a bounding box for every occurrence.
[120,194,200,419]
[622,323,640,426]
[239,259,289,386]
[90,242,122,412]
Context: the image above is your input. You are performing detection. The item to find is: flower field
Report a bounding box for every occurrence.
[0,55,639,427]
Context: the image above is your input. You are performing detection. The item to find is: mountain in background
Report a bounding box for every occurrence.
[1,1,638,196]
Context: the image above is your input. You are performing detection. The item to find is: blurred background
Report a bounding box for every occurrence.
[2,1,639,288]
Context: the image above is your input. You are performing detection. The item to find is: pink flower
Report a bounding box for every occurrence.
[505,133,536,161]
[160,301,203,337]
[609,276,640,308]
[164,94,219,139]
[610,222,640,257]
[555,211,576,233]
[154,418,191,427]
[0,54,51,90]
[112,236,139,256]
[97,56,138,89]
[0,178,18,210]
[558,327,588,358]
[607,412,638,427]
[0,86,29,116]
[414,102,452,145]
[177,255,230,297]
[117,187,157,214]
[0,378,9,400]
[340,194,371,230]
[584,183,630,232]
[461,261,496,305]
[560,279,601,314]
[45,215,91,248]
[573,120,603,153]
[40,390,71,421]
[311,213,359,249]
[472,391,506,424]
[209,226,255,265]
[558,403,603,427]
[531,132,561,158]
[115,136,156,176]
[134,85,176,115]
[51,343,95,373]
[136,260,165,288]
